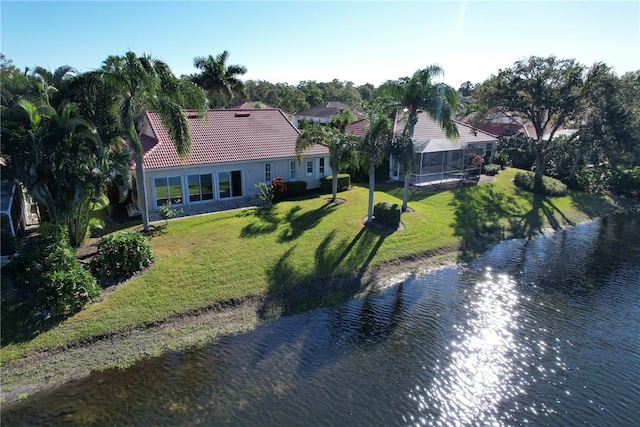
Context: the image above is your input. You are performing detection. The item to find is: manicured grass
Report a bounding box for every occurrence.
[0,168,625,363]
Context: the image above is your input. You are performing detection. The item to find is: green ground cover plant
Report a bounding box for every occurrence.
[0,168,627,365]
[514,170,568,196]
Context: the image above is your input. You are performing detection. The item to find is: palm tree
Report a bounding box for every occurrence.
[0,94,119,245]
[98,51,208,231]
[329,107,356,132]
[361,106,392,223]
[191,50,247,107]
[379,65,460,211]
[2,66,135,246]
[31,65,77,107]
[295,125,360,202]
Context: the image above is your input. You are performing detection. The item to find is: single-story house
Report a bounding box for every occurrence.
[460,109,524,137]
[293,101,365,128]
[132,108,330,217]
[389,112,498,187]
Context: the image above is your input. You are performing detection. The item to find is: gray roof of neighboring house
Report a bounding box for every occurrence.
[142,108,328,170]
[396,112,498,153]
[295,101,365,119]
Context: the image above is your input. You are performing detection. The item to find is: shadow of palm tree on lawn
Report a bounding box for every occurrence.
[450,184,578,262]
[259,225,392,320]
[239,202,339,242]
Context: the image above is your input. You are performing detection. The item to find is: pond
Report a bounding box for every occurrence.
[2,212,639,426]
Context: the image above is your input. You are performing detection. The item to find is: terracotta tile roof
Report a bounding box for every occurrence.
[142,109,328,170]
[345,119,367,137]
[460,110,526,137]
[295,101,365,119]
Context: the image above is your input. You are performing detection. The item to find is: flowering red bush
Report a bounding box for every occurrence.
[270,177,287,201]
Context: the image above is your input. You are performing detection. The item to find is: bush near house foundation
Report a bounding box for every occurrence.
[483,163,501,176]
[320,174,351,194]
[284,181,307,198]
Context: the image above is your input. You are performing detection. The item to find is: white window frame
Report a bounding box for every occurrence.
[318,157,325,176]
[264,162,273,183]
[290,160,297,181]
[187,173,214,204]
[153,176,184,208]
[306,160,314,176]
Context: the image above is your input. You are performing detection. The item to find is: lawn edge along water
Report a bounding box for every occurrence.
[0,168,632,402]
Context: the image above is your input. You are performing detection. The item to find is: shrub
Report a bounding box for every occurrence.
[7,223,100,316]
[159,201,183,226]
[34,266,100,316]
[496,132,537,170]
[514,171,568,196]
[564,167,611,193]
[320,174,351,194]
[284,181,307,198]
[611,166,640,198]
[91,231,154,282]
[255,181,274,206]
[373,202,401,226]
[482,163,501,176]
[270,177,287,201]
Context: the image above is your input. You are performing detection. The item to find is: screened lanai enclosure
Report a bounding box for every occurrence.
[390,140,489,187]
[389,114,498,188]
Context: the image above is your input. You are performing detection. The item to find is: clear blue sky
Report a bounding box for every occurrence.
[1,1,638,89]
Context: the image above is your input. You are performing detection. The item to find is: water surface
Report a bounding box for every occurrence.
[3,212,639,426]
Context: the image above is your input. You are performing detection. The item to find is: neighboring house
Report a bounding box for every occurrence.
[1,157,36,243]
[460,110,524,137]
[293,101,365,128]
[462,109,576,141]
[389,112,498,186]
[132,108,330,218]
[0,179,28,238]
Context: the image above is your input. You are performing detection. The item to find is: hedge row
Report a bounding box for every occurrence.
[320,174,351,194]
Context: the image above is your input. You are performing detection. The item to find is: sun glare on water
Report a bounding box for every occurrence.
[407,269,525,426]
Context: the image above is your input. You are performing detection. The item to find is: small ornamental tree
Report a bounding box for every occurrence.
[256,177,287,207]
[159,201,183,226]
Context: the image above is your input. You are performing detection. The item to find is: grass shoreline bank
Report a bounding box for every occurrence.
[1,250,460,404]
[2,168,636,404]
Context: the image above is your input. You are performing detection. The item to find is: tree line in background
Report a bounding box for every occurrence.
[1,50,639,319]
[2,51,639,238]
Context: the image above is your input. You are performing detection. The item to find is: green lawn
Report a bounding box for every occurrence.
[0,168,624,363]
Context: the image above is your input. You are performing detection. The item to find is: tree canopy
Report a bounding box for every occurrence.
[190,50,247,107]
[379,65,460,211]
[476,56,588,192]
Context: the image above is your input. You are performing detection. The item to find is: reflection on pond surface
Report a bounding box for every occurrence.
[3,212,639,426]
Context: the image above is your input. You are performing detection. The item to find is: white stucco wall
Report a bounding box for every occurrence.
[141,155,330,213]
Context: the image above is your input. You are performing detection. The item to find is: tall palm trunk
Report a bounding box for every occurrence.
[331,158,339,201]
[367,158,376,223]
[402,113,418,212]
[134,151,150,231]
